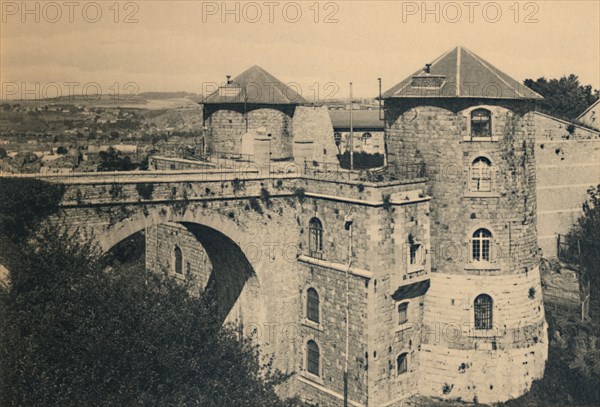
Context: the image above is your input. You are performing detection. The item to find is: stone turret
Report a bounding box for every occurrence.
[382,46,548,404]
[202,65,307,160]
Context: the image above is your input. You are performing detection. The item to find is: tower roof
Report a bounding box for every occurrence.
[382,46,543,100]
[203,65,307,105]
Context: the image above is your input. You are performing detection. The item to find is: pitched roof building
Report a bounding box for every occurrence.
[382,46,542,100]
[203,65,307,105]
[576,98,600,131]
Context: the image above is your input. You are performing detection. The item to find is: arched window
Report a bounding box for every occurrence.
[362,132,372,145]
[474,294,493,330]
[398,302,408,325]
[174,245,183,275]
[307,340,320,376]
[306,288,320,323]
[470,157,492,192]
[471,108,492,137]
[396,353,408,375]
[309,218,323,258]
[472,228,492,262]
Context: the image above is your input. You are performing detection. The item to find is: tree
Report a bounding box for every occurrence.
[568,185,600,315]
[0,178,307,407]
[524,75,599,121]
[0,148,7,159]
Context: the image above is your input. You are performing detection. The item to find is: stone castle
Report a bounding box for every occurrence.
[157,46,548,405]
[47,46,550,406]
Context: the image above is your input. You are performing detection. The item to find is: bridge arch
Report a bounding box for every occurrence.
[97,206,270,332]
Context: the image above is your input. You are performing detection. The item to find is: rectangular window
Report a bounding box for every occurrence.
[410,243,421,265]
[407,241,424,272]
[398,303,408,325]
[397,353,408,375]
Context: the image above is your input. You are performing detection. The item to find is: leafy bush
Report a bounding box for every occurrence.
[135,183,154,200]
[0,227,306,406]
[0,178,64,243]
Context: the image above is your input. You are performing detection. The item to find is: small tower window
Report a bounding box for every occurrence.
[396,353,408,375]
[334,132,342,145]
[471,108,492,137]
[309,217,323,258]
[361,132,372,145]
[306,288,320,323]
[407,234,423,271]
[398,302,408,325]
[474,294,493,330]
[470,157,493,192]
[472,228,492,262]
[174,245,183,275]
[307,340,320,377]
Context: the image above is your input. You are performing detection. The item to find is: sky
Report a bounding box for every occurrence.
[1,0,599,100]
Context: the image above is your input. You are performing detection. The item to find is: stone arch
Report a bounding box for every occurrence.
[95,206,269,329]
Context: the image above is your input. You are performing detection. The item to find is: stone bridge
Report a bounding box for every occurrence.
[7,167,430,404]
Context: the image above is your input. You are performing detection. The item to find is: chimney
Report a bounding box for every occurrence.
[226,75,232,85]
[425,64,432,74]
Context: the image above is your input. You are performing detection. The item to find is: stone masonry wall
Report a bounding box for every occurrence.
[420,269,547,404]
[368,199,431,407]
[533,113,600,257]
[386,102,539,275]
[47,173,432,406]
[145,222,212,291]
[292,105,339,163]
[205,105,294,159]
[385,99,546,403]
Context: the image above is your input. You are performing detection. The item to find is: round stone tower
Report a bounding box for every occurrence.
[202,65,307,160]
[382,46,548,404]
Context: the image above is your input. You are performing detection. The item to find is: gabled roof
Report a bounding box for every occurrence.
[329,110,384,130]
[576,98,600,121]
[203,65,307,105]
[382,46,543,100]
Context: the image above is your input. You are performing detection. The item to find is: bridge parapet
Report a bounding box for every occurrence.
[2,165,431,208]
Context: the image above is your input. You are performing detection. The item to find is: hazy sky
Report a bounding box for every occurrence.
[1,0,599,100]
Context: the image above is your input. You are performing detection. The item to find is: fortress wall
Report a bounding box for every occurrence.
[419,269,547,404]
[385,103,539,275]
[206,106,294,159]
[533,113,600,257]
[145,222,212,290]
[292,105,339,163]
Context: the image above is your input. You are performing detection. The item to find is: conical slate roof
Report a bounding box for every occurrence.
[203,65,307,105]
[382,46,542,100]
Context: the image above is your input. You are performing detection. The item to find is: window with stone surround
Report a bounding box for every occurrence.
[309,217,323,259]
[470,108,492,137]
[474,294,493,330]
[471,228,492,262]
[396,353,408,375]
[306,288,320,323]
[398,302,408,325]
[174,245,183,275]
[407,234,424,272]
[306,340,320,377]
[470,157,493,192]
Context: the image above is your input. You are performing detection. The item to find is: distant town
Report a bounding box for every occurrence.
[0,94,381,175]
